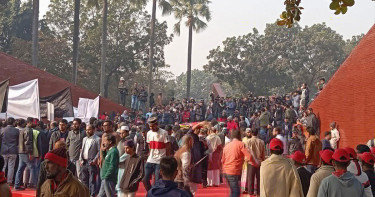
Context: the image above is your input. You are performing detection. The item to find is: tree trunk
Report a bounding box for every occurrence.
[148,0,157,107]
[100,0,108,97]
[72,0,80,84]
[31,0,39,67]
[186,16,193,99]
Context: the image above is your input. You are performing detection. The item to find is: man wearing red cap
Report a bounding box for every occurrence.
[306,149,335,197]
[289,151,312,197]
[345,147,373,197]
[359,152,375,196]
[260,138,304,197]
[317,148,364,197]
[40,147,89,196]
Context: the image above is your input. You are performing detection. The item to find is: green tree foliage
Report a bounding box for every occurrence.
[169,0,211,98]
[204,23,361,96]
[1,0,173,103]
[278,0,356,28]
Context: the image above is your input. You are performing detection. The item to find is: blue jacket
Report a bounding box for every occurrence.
[146,180,191,197]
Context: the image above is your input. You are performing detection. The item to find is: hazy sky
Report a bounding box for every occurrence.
[39,0,375,77]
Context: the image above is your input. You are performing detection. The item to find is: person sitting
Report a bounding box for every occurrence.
[147,156,191,197]
[0,155,11,197]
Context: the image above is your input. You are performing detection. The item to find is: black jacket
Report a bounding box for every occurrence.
[119,154,144,192]
[18,127,33,154]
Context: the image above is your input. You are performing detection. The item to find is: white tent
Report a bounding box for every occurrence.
[6,79,40,119]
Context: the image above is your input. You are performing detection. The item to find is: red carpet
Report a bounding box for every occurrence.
[11,183,245,197]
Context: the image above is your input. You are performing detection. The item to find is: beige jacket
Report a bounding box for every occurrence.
[260,154,304,197]
[306,165,335,197]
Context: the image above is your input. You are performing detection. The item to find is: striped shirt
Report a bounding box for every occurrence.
[146,129,169,164]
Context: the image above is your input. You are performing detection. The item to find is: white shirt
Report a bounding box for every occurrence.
[330,128,340,149]
[83,136,94,160]
[276,134,287,155]
[147,129,169,164]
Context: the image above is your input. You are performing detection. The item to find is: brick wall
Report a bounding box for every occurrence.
[310,24,375,148]
[0,52,127,115]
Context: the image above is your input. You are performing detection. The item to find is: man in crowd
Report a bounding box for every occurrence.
[317,148,364,197]
[100,120,120,167]
[359,152,375,196]
[37,141,77,196]
[305,127,322,173]
[143,117,171,191]
[329,122,340,149]
[15,117,37,190]
[80,124,101,197]
[259,108,270,138]
[131,82,139,111]
[245,128,264,196]
[322,131,332,150]
[345,147,373,197]
[147,156,190,197]
[118,125,130,157]
[260,138,304,197]
[306,149,335,197]
[66,118,86,178]
[165,125,179,156]
[118,77,128,106]
[300,83,309,109]
[0,155,11,197]
[273,127,287,155]
[49,119,69,151]
[118,140,144,197]
[138,86,148,113]
[222,129,256,197]
[40,147,89,196]
[289,151,312,197]
[288,130,303,155]
[0,117,19,186]
[206,126,222,187]
[98,134,119,197]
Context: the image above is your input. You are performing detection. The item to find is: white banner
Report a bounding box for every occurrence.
[7,79,40,119]
[47,102,54,121]
[77,96,99,123]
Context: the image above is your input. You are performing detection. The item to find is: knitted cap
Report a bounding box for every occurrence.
[44,147,68,168]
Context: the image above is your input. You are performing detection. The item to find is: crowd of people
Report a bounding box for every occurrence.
[0,80,374,197]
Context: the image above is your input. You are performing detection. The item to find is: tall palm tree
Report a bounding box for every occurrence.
[130,0,171,103]
[170,0,211,99]
[31,0,39,67]
[88,0,108,96]
[72,0,80,84]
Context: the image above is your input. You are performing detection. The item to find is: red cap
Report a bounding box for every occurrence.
[289,151,306,164]
[332,148,350,162]
[359,152,375,165]
[371,147,375,155]
[270,138,284,151]
[319,149,334,165]
[344,147,357,159]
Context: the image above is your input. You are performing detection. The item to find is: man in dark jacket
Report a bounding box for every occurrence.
[289,151,312,197]
[138,86,148,113]
[49,119,69,151]
[0,117,19,185]
[118,140,144,197]
[359,152,375,196]
[147,156,190,197]
[288,130,304,155]
[15,117,38,190]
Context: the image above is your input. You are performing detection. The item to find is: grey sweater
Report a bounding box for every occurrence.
[317,171,364,197]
